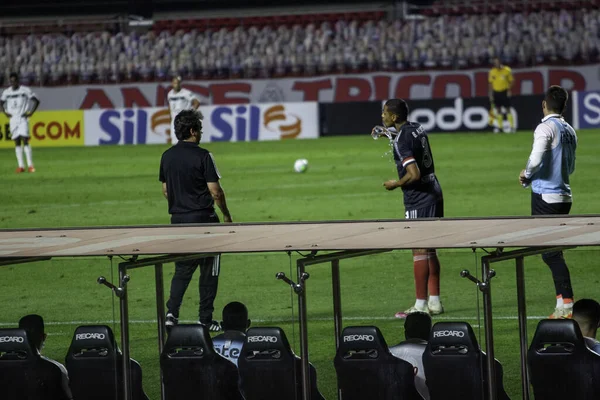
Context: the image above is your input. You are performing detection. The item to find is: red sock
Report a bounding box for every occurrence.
[428,251,441,296]
[413,253,429,300]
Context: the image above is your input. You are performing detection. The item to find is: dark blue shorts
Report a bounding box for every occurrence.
[405,199,444,219]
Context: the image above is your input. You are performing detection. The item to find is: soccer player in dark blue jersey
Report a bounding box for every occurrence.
[375,99,445,319]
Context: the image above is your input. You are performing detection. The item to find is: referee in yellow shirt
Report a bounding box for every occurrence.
[488,57,515,133]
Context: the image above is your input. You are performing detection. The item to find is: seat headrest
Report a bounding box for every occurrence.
[428,322,478,350]
[164,324,215,358]
[242,327,292,361]
[531,319,585,353]
[0,328,35,359]
[336,326,389,361]
[69,325,116,354]
[339,326,388,351]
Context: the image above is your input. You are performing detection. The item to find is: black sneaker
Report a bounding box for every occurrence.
[200,320,221,332]
[166,313,178,327]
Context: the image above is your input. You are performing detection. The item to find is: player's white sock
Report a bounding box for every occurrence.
[415,299,427,309]
[429,295,441,305]
[556,296,564,308]
[15,145,24,168]
[563,301,574,310]
[24,145,33,167]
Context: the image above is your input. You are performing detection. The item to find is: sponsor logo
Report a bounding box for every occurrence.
[92,108,170,145]
[576,90,600,129]
[210,104,302,142]
[433,330,465,338]
[410,98,490,132]
[76,333,106,340]
[0,336,24,343]
[0,110,84,148]
[247,335,278,343]
[343,334,375,342]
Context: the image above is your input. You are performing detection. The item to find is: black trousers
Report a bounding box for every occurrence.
[531,193,574,299]
[166,211,220,323]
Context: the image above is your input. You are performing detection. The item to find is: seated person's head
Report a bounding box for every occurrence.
[18,314,46,351]
[404,312,432,341]
[573,299,600,337]
[221,301,250,332]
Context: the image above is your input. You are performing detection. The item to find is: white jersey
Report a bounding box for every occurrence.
[1,85,37,117]
[167,88,197,119]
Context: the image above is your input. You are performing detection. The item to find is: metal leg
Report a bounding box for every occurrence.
[481,259,497,400]
[516,257,530,400]
[119,265,133,400]
[332,260,343,349]
[331,259,343,400]
[297,260,311,400]
[155,263,167,400]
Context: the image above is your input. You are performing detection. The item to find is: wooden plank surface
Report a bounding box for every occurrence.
[0,216,598,258]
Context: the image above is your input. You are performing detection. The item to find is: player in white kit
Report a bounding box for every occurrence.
[0,73,40,173]
[167,76,201,145]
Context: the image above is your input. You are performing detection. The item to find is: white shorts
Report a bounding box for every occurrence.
[170,120,178,145]
[10,117,29,139]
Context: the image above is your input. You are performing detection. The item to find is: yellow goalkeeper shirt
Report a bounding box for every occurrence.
[489,66,513,92]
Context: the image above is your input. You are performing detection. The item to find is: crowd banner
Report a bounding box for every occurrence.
[27,64,600,110]
[572,90,600,130]
[83,102,319,146]
[0,110,84,148]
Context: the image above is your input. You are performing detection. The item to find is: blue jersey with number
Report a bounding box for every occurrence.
[393,122,443,210]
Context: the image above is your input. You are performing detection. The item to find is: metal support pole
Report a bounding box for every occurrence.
[332,259,343,349]
[118,265,133,400]
[297,260,311,400]
[331,259,343,400]
[155,263,167,400]
[516,257,530,400]
[482,259,497,400]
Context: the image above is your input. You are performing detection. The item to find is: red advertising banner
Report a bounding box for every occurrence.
[24,64,600,111]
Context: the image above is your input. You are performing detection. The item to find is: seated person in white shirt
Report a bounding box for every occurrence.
[572,298,600,354]
[389,311,432,400]
[213,302,250,366]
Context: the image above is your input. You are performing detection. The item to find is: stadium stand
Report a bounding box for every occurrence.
[528,319,600,400]
[160,324,242,400]
[422,322,510,400]
[0,328,70,400]
[0,5,599,85]
[66,325,149,400]
[334,326,421,400]
[238,327,325,400]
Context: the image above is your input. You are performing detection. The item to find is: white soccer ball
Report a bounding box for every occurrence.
[294,158,309,173]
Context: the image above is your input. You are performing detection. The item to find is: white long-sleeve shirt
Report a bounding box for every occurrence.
[524,114,577,203]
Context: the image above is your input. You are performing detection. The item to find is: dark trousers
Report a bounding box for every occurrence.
[167,211,220,323]
[531,193,574,299]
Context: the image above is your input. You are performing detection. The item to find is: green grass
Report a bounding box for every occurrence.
[1,131,599,399]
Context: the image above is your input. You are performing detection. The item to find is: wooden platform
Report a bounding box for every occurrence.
[0,216,599,258]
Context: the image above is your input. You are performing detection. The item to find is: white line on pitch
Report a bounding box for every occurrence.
[0,315,546,327]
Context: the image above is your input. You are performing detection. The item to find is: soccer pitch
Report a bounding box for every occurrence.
[1,131,599,399]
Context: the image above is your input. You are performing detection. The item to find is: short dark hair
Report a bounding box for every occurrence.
[544,85,568,115]
[404,311,432,341]
[385,98,409,122]
[9,72,19,81]
[18,314,45,350]
[221,301,249,332]
[573,299,600,328]
[174,109,202,141]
